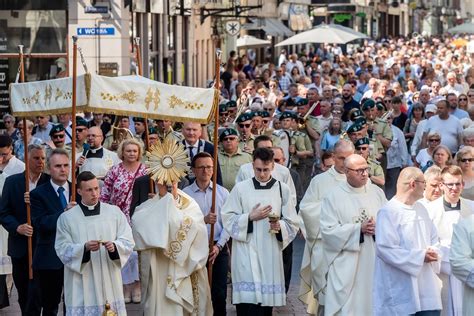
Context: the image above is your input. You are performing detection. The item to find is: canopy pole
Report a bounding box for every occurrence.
[71,36,78,202]
[208,48,222,285]
[18,45,33,280]
[134,37,153,194]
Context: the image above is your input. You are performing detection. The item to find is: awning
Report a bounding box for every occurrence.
[243,18,294,37]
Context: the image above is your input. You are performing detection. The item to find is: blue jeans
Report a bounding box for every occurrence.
[410,310,441,316]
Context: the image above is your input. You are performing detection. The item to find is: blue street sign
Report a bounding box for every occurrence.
[77,27,115,36]
[85,6,109,14]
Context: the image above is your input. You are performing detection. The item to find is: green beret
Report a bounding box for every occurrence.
[261,111,270,118]
[49,124,65,136]
[375,101,385,111]
[236,112,253,123]
[362,99,376,110]
[219,128,238,142]
[296,98,309,106]
[279,111,297,121]
[350,109,364,121]
[251,111,263,118]
[148,127,158,135]
[133,117,145,123]
[354,117,367,126]
[347,122,364,134]
[76,116,88,127]
[219,103,229,113]
[354,137,370,148]
[226,100,237,108]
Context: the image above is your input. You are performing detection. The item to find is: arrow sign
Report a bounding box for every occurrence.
[77,27,115,36]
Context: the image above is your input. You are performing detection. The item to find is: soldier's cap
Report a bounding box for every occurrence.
[236,112,253,123]
[148,127,158,135]
[219,128,238,142]
[375,101,386,111]
[347,121,364,134]
[354,117,367,126]
[354,137,370,148]
[49,124,65,136]
[133,117,145,123]
[261,111,270,118]
[349,109,364,121]
[279,111,298,121]
[226,100,237,108]
[361,99,376,111]
[75,116,88,128]
[219,103,229,113]
[296,98,309,106]
[251,111,263,118]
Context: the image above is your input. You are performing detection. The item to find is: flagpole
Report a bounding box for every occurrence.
[71,36,78,201]
[18,45,33,280]
[208,48,222,285]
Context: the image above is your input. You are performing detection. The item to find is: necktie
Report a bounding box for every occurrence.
[188,146,195,159]
[57,187,68,209]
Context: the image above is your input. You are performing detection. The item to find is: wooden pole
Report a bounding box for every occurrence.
[71,36,78,201]
[208,48,222,285]
[134,37,153,194]
[18,45,33,280]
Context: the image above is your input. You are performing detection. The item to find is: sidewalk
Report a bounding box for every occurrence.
[0,238,308,315]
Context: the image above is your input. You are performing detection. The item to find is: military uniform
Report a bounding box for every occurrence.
[218,148,252,191]
[368,157,385,190]
[238,134,255,154]
[158,128,183,143]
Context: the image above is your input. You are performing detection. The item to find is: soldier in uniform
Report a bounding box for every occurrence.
[73,116,89,157]
[133,117,147,142]
[362,99,392,173]
[208,103,234,142]
[217,128,253,191]
[251,111,265,136]
[236,112,255,154]
[227,100,238,123]
[354,137,385,189]
[280,111,313,189]
[156,119,183,143]
[44,124,70,158]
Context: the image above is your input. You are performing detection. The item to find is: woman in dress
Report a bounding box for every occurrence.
[416,132,441,171]
[101,138,147,304]
[456,146,474,200]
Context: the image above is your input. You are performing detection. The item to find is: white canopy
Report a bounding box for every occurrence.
[10,74,218,124]
[448,22,474,34]
[275,23,369,47]
[236,35,271,48]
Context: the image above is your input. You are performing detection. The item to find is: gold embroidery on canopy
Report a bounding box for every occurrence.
[100,90,138,104]
[168,95,204,110]
[144,87,160,110]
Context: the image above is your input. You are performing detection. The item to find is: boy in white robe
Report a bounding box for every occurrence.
[55,172,134,315]
[425,165,474,316]
[222,147,299,315]
[132,182,212,316]
[374,167,442,315]
[320,154,386,316]
[298,140,354,315]
[450,214,474,316]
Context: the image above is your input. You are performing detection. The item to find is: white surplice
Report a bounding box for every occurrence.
[426,197,474,316]
[374,198,442,315]
[79,148,120,179]
[450,214,474,316]
[320,182,386,316]
[298,166,346,312]
[221,178,299,306]
[55,202,134,315]
[132,190,212,316]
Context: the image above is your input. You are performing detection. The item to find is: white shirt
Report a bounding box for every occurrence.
[424,115,463,153]
[50,180,69,205]
[387,125,409,169]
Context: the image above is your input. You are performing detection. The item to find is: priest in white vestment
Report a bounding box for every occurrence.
[298,140,354,315]
[320,154,386,316]
[55,172,134,315]
[132,182,212,316]
[374,167,442,315]
[222,147,299,315]
[450,214,474,316]
[426,166,474,316]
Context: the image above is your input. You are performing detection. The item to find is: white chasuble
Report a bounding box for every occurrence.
[221,178,299,306]
[55,203,134,315]
[450,214,474,316]
[298,166,346,312]
[427,197,474,316]
[132,190,212,316]
[320,182,386,316]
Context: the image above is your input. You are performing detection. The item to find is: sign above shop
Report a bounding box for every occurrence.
[225,20,241,36]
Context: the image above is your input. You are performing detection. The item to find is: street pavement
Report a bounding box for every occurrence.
[0,237,308,315]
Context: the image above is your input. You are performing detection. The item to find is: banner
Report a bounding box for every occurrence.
[10,74,218,124]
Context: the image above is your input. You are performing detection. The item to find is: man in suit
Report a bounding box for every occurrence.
[30,148,76,316]
[181,121,222,185]
[0,144,49,315]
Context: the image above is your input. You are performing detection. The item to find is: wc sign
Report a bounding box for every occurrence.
[77,27,115,36]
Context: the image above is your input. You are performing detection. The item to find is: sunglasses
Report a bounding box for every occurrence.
[4,121,13,124]
[459,98,467,101]
[76,128,87,132]
[222,137,237,142]
[52,134,65,139]
[357,146,369,151]
[460,158,474,163]
[239,123,251,128]
[263,108,273,111]
[383,100,392,103]
[429,139,441,142]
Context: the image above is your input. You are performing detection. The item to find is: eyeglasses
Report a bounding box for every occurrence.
[52,134,65,139]
[76,128,87,132]
[459,98,467,101]
[357,146,369,151]
[460,158,474,163]
[443,182,463,189]
[346,167,370,175]
[383,99,392,103]
[4,121,13,124]
[222,137,237,142]
[239,123,251,128]
[263,108,273,111]
[429,139,441,143]
[194,165,213,171]
[332,110,342,114]
[220,113,229,117]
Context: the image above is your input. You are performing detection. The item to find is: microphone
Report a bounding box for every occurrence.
[82,143,90,158]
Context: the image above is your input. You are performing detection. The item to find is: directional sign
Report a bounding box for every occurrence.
[77,27,115,36]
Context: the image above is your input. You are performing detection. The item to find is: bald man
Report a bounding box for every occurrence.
[78,126,120,180]
[320,154,386,316]
[298,140,354,315]
[374,167,442,315]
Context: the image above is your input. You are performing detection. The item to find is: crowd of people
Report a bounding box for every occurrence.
[0,32,473,316]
